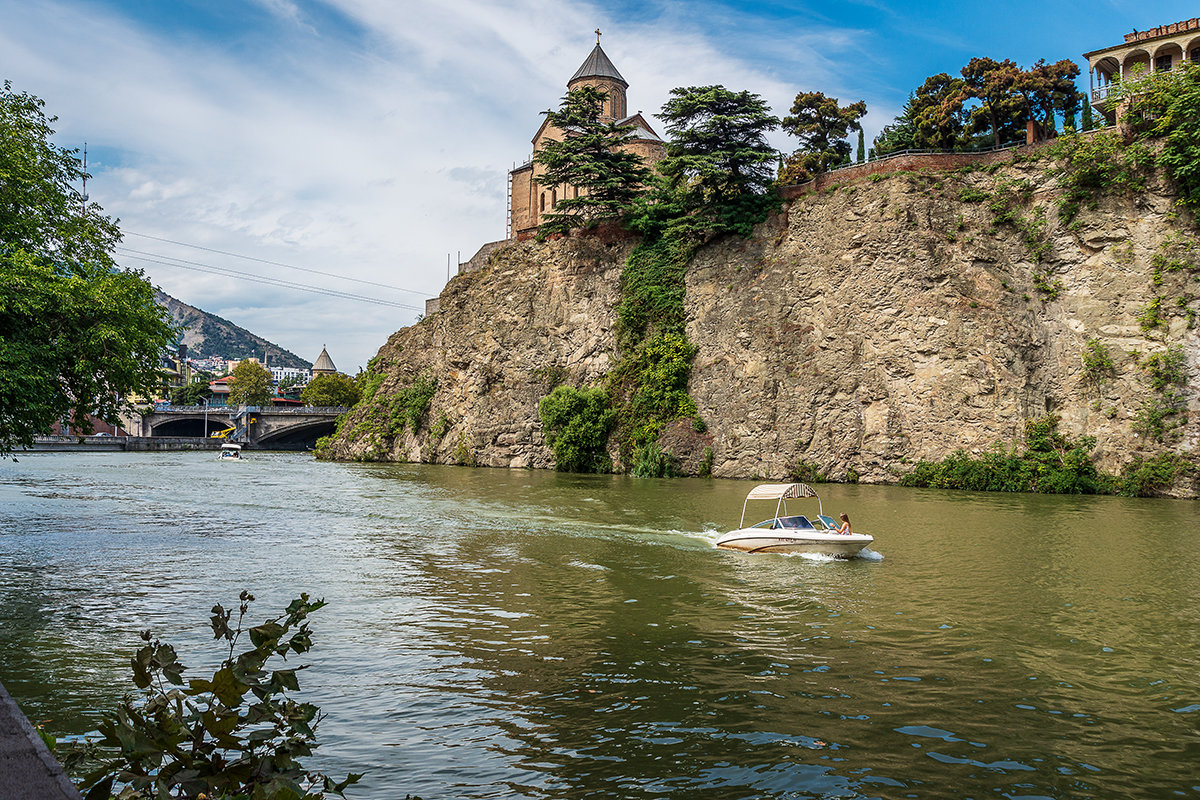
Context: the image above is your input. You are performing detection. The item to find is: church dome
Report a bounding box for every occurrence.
[569,43,628,88]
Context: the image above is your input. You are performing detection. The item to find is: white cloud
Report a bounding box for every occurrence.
[0,0,872,368]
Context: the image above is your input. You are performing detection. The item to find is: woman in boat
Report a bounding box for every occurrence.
[836,513,852,535]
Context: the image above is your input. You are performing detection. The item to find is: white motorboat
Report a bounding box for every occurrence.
[218,443,243,461]
[715,482,874,557]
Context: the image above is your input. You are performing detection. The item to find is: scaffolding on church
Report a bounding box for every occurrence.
[506,165,513,240]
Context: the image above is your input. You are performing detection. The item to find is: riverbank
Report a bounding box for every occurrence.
[24,436,310,452]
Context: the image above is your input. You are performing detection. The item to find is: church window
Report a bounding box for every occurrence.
[540,193,545,212]
[551,189,557,207]
[573,186,579,198]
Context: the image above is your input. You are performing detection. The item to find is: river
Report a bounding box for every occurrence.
[1,451,1198,799]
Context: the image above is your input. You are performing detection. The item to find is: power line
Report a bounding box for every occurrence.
[116,249,426,311]
[124,230,437,298]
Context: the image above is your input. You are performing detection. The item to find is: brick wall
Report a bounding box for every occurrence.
[778,139,1064,200]
[1123,18,1200,43]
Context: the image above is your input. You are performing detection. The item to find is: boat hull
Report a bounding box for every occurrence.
[715,529,874,558]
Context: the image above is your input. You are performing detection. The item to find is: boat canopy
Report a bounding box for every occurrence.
[745,483,819,501]
[739,483,822,527]
[221,443,242,450]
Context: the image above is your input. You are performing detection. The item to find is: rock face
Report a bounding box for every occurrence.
[320,155,1199,496]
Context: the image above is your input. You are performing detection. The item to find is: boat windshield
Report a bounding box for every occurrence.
[750,515,816,530]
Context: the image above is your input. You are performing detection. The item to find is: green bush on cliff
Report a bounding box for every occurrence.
[614,332,698,451]
[1119,452,1194,497]
[538,386,615,473]
[1115,60,1200,214]
[387,372,437,435]
[1047,130,1149,226]
[900,415,1111,494]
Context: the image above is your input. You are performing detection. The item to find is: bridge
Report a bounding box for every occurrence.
[121,405,349,448]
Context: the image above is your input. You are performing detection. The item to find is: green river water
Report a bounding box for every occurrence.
[1,451,1198,799]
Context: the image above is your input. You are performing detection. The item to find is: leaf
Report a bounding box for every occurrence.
[248,621,286,649]
[209,665,248,708]
[272,669,300,692]
[82,775,114,800]
[131,646,153,689]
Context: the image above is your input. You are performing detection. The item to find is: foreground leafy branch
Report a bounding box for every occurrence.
[76,592,361,800]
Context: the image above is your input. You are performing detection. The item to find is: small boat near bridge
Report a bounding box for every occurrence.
[218,443,244,461]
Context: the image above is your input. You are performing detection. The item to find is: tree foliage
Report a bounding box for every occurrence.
[779,91,866,183]
[301,373,360,408]
[653,85,779,235]
[908,73,970,150]
[75,592,362,800]
[538,385,615,473]
[228,360,273,406]
[533,86,652,236]
[1115,61,1200,214]
[0,81,176,451]
[960,57,1025,147]
[169,381,213,407]
[1015,58,1081,137]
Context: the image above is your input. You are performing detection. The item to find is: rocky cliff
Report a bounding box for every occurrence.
[320,147,1199,496]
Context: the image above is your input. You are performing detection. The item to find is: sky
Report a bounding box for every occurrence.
[2,0,1196,371]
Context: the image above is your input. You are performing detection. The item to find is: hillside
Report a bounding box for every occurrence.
[154,290,310,369]
[317,139,1199,497]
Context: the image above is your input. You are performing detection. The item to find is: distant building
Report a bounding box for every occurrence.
[311,347,338,377]
[208,376,232,407]
[271,366,311,384]
[508,35,665,237]
[1085,18,1200,123]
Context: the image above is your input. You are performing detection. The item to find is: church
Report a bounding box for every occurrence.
[508,36,665,238]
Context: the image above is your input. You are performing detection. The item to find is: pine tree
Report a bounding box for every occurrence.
[533,86,652,236]
[656,86,779,207]
[857,129,865,162]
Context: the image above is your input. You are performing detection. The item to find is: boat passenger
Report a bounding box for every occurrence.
[836,513,852,535]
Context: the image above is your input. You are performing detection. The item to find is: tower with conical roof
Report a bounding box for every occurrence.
[567,36,629,121]
[311,347,337,376]
[507,33,664,238]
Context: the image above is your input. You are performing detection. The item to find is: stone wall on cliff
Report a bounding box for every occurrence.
[319,154,1198,495]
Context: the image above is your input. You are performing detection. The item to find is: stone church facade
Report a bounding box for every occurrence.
[508,40,666,238]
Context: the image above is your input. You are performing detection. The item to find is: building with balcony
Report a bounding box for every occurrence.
[1085,18,1200,122]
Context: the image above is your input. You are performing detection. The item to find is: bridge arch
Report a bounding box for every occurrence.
[147,414,232,438]
[254,418,340,448]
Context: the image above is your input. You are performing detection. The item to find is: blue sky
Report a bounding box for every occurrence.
[2,0,1195,369]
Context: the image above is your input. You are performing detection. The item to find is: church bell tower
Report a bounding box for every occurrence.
[566,30,628,121]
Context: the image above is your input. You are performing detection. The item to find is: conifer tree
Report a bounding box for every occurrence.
[533,86,652,236]
[653,85,779,234]
[961,57,1024,147]
[856,129,865,162]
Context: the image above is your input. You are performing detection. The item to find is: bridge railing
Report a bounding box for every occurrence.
[149,405,349,414]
